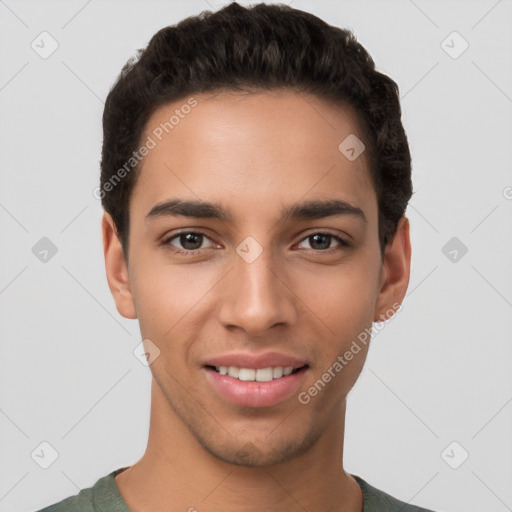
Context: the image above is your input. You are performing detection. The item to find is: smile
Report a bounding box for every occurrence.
[209,365,306,382]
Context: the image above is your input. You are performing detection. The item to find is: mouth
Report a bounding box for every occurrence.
[202,363,310,407]
[205,364,308,382]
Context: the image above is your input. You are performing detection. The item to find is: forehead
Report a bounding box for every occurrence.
[130,89,376,225]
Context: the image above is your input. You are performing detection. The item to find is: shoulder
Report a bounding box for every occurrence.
[32,488,96,512]
[31,467,129,512]
[352,474,439,512]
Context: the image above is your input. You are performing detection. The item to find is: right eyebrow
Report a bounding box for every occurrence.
[145,199,233,223]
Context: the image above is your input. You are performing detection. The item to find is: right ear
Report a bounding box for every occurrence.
[102,212,137,319]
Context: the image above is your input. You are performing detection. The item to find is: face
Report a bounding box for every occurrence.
[103,89,410,467]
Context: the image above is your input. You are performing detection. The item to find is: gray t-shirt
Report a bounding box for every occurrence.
[34,467,438,511]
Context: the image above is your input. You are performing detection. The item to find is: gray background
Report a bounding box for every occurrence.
[1,1,511,511]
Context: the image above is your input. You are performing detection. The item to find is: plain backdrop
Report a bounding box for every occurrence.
[1,1,511,511]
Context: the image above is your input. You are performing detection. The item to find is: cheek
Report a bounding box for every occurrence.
[130,257,218,338]
[293,259,377,395]
[293,258,378,331]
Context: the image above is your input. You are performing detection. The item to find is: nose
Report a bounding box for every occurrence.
[218,242,298,337]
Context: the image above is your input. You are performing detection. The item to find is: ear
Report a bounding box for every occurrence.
[373,215,411,323]
[102,212,137,319]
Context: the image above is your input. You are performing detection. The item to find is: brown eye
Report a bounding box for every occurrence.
[297,232,350,252]
[162,231,215,255]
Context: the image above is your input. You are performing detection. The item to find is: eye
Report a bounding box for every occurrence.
[161,230,351,256]
[296,232,351,252]
[162,231,216,255]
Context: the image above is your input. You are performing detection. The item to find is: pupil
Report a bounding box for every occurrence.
[181,233,202,250]
[311,234,330,250]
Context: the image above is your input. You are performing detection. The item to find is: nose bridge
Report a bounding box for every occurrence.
[219,235,296,334]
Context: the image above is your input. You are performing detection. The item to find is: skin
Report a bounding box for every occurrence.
[102,89,411,512]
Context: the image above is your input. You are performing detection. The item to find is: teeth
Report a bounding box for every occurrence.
[272,367,283,378]
[238,368,256,381]
[227,366,239,378]
[256,368,273,382]
[213,365,303,381]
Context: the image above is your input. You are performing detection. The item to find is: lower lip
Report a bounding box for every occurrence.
[203,367,308,407]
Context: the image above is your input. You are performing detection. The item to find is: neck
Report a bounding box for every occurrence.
[115,378,363,512]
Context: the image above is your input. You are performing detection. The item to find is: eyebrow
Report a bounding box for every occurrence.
[145,198,367,224]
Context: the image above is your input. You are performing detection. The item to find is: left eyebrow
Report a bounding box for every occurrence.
[145,198,367,224]
[280,198,367,224]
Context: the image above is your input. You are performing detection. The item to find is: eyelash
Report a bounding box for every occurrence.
[161,230,351,256]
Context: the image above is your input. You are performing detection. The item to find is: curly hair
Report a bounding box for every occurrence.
[99,1,412,262]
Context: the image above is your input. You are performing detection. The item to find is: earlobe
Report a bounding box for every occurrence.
[373,215,411,323]
[102,212,138,320]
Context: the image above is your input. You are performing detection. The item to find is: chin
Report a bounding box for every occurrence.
[197,429,321,468]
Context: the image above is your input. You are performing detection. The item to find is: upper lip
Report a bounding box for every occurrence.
[203,351,308,370]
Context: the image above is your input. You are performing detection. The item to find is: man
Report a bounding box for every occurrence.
[36,2,440,511]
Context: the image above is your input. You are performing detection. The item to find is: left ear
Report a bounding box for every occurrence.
[373,215,411,322]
